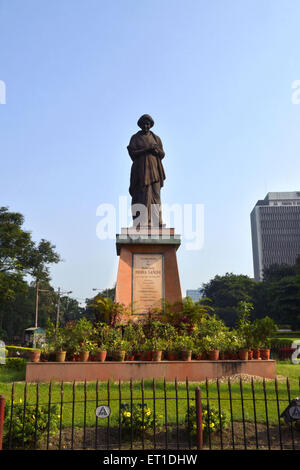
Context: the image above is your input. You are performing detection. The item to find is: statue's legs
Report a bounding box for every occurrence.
[131,182,162,227]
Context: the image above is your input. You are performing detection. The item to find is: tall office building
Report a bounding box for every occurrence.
[186,289,202,302]
[250,192,300,281]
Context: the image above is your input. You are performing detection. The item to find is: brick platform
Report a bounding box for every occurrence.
[26,360,276,382]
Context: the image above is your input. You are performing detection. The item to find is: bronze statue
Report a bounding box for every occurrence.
[127,114,166,227]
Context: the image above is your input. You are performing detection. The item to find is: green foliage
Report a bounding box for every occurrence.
[45,320,67,352]
[89,296,128,325]
[121,404,163,435]
[1,357,27,370]
[3,401,60,448]
[263,263,297,282]
[175,335,194,351]
[185,404,228,439]
[253,316,278,348]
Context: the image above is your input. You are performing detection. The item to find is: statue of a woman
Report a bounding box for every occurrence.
[127,114,166,227]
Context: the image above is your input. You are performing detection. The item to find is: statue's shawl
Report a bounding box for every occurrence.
[127,131,166,195]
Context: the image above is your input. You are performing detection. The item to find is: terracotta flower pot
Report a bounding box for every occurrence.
[248,350,253,360]
[113,350,126,361]
[208,349,219,361]
[125,354,135,361]
[195,352,206,360]
[167,351,178,361]
[253,349,260,360]
[152,350,162,361]
[141,351,152,361]
[238,349,248,361]
[260,349,270,360]
[181,350,192,361]
[219,353,225,360]
[79,350,90,362]
[29,350,41,363]
[55,351,66,362]
[95,350,107,362]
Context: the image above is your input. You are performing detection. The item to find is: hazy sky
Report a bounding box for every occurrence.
[1,1,300,306]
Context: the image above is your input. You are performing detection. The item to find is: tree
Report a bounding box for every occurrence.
[263,263,297,282]
[201,273,256,326]
[0,207,61,341]
[0,207,60,304]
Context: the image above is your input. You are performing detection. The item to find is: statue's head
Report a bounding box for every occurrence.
[137,114,154,131]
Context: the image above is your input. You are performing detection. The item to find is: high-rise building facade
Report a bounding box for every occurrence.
[250,192,300,280]
[186,289,202,302]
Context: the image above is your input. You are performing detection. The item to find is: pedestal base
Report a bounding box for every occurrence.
[115,227,182,316]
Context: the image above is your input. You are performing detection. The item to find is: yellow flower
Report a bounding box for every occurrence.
[146,410,151,416]
[210,423,215,428]
[19,399,22,404]
[203,410,207,415]
[124,411,131,418]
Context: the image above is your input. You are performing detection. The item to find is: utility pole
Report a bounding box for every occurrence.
[56,287,72,329]
[35,280,39,329]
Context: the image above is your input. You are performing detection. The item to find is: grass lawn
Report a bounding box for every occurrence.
[0,361,299,428]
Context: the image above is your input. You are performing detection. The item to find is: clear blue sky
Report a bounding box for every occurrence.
[1,1,300,305]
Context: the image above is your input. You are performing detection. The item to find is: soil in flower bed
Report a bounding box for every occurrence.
[37,422,300,450]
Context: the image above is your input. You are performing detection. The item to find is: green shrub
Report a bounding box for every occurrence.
[271,338,293,348]
[3,401,60,448]
[185,404,228,440]
[121,404,163,435]
[1,357,27,370]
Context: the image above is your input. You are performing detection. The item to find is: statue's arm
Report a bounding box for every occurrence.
[127,145,147,161]
[153,136,165,159]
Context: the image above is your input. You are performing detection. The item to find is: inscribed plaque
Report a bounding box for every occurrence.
[132,254,163,314]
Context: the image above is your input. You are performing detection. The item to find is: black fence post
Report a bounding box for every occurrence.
[195,387,203,450]
[0,395,5,450]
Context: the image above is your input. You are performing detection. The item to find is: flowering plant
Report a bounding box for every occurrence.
[185,404,228,440]
[121,404,163,435]
[4,400,60,448]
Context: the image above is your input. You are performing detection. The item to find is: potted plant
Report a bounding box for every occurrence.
[201,335,220,361]
[94,343,107,362]
[45,321,67,362]
[112,339,129,361]
[165,338,179,361]
[29,348,41,363]
[193,338,207,360]
[93,322,112,362]
[149,338,166,361]
[177,336,194,361]
[139,339,152,361]
[254,317,278,360]
[226,331,241,360]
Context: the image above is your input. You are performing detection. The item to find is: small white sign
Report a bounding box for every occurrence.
[95,405,111,418]
[291,341,300,365]
[289,405,300,420]
[0,341,5,365]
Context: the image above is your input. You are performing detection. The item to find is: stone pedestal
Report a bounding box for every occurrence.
[115,227,182,316]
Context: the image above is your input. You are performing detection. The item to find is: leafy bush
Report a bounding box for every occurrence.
[185,404,228,440]
[121,404,163,435]
[3,401,60,448]
[2,357,27,370]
